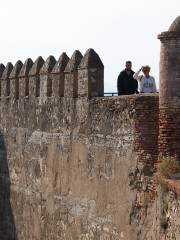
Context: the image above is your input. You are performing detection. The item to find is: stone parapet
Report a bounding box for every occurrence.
[0,49,104,101]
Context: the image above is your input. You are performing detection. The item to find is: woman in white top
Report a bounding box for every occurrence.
[133,65,157,93]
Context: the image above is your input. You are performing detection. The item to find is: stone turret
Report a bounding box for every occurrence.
[158,16,180,158]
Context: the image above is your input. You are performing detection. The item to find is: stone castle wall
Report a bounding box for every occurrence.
[0,48,160,239]
[1,14,180,240]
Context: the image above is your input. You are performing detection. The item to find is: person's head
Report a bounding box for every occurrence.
[125,61,132,71]
[142,65,151,76]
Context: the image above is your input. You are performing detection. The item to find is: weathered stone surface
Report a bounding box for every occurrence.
[0,64,5,97]
[30,56,44,76]
[40,56,56,74]
[158,16,180,159]
[64,51,83,98]
[78,49,104,98]
[0,64,5,98]
[0,64,5,78]
[1,63,13,97]
[79,48,104,69]
[52,52,69,73]
[0,92,159,240]
[49,53,70,98]
[19,58,33,77]
[64,50,83,72]
[9,60,23,79]
[169,15,180,32]
[18,59,33,98]
[38,56,56,100]
[1,62,13,79]
[0,49,161,240]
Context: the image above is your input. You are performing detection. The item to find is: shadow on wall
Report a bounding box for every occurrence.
[0,132,17,240]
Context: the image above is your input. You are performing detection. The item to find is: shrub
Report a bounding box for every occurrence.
[159,156,180,179]
[157,175,169,192]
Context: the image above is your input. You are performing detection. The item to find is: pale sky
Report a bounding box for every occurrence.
[0,0,179,92]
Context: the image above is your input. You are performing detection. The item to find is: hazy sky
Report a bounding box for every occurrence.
[0,0,179,91]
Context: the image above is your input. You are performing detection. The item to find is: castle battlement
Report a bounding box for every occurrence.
[0,49,104,102]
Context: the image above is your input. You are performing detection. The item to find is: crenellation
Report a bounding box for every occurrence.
[1,62,13,79]
[0,49,104,101]
[19,58,33,78]
[0,64,5,78]
[40,55,56,98]
[0,64,5,98]
[19,58,33,98]
[51,53,69,97]
[9,60,23,100]
[52,52,69,73]
[79,48,104,69]
[29,56,44,98]
[9,60,23,79]
[64,50,83,98]
[39,55,56,75]
[78,48,104,98]
[29,56,44,76]
[1,62,13,98]
[65,50,82,73]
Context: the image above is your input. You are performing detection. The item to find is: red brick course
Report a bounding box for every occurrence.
[134,94,159,168]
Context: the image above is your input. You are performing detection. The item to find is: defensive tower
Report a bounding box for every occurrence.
[158,16,180,159]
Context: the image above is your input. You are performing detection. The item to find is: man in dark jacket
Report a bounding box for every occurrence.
[117,61,138,95]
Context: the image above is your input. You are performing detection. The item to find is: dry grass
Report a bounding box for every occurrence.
[159,156,180,179]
